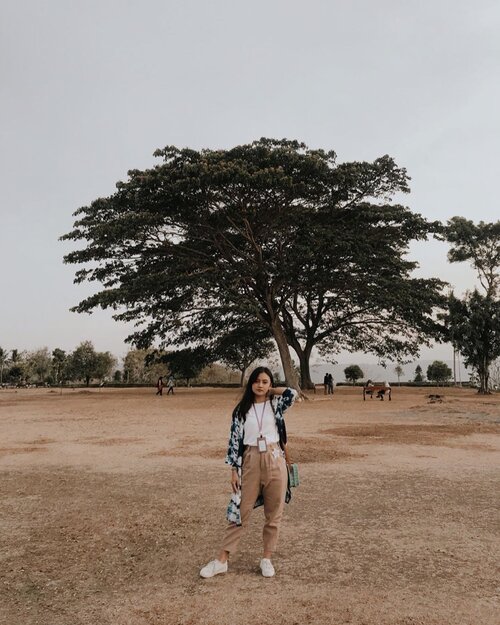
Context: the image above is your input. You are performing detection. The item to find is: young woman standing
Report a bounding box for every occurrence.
[200,366,297,578]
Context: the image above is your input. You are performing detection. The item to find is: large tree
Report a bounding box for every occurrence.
[448,291,500,394]
[445,218,500,393]
[62,139,445,388]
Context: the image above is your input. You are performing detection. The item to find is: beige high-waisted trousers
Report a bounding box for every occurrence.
[221,444,288,555]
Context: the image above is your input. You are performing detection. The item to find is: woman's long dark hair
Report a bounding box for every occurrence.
[237,366,274,420]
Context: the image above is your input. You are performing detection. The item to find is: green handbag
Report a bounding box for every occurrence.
[288,463,299,487]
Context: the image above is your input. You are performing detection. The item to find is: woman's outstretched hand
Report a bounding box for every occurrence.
[231,469,240,494]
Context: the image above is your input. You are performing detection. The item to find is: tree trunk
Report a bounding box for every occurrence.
[478,364,491,394]
[239,368,245,387]
[271,318,300,389]
[279,309,314,389]
[295,344,315,389]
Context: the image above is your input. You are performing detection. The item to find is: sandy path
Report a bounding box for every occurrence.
[0,386,499,625]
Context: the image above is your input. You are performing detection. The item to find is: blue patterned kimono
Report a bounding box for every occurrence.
[225,388,298,525]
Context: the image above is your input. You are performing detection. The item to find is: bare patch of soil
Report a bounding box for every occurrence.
[22,438,57,445]
[287,435,360,462]
[322,422,499,446]
[85,437,145,446]
[0,446,48,456]
[145,444,225,459]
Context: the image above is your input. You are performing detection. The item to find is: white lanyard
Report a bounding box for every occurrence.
[252,400,267,436]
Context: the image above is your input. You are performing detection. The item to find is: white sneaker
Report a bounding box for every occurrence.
[260,558,275,577]
[200,559,228,578]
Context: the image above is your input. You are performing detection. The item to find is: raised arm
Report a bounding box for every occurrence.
[268,387,298,412]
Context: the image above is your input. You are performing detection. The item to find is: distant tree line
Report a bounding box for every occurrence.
[0,343,256,389]
[0,341,495,391]
[0,342,116,387]
[340,360,453,386]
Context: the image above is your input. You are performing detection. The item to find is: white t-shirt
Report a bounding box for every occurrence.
[243,401,279,446]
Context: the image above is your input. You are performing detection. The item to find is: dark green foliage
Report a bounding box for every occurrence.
[344,364,364,384]
[52,348,67,384]
[448,292,500,394]
[414,364,424,383]
[159,347,212,385]
[66,341,99,386]
[66,341,115,386]
[6,366,23,384]
[426,360,452,385]
[444,218,500,393]
[445,217,500,298]
[3,349,24,384]
[94,352,116,382]
[0,347,8,385]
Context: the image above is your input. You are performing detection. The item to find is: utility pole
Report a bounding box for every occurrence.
[453,347,457,386]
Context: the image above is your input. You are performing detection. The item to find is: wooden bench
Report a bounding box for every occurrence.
[363,384,392,401]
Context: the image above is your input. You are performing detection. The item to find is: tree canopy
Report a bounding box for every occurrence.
[66,341,115,386]
[414,364,424,383]
[344,364,364,384]
[445,217,500,298]
[426,360,452,385]
[52,349,67,384]
[394,364,404,385]
[62,138,446,388]
[123,349,169,384]
[25,348,52,383]
[159,347,211,385]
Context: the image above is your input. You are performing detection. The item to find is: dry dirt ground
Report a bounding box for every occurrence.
[0,386,499,625]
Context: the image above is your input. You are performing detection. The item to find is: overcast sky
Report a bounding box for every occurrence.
[1,0,499,365]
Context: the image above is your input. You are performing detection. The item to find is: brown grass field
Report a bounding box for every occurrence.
[0,386,499,625]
